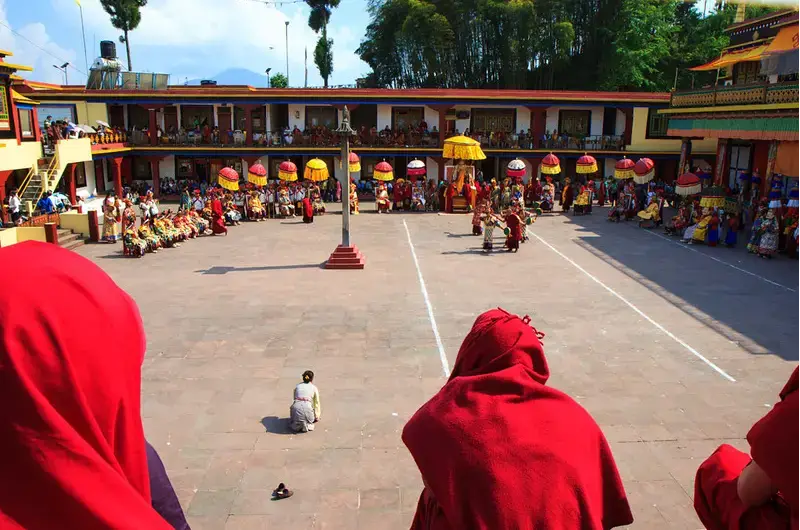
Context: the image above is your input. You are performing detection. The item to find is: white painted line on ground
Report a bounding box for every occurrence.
[641,228,796,293]
[530,231,737,383]
[403,219,451,378]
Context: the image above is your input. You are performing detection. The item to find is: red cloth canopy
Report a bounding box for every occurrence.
[403,308,633,530]
[676,172,702,196]
[576,154,598,174]
[614,157,636,180]
[0,242,173,529]
[540,153,561,175]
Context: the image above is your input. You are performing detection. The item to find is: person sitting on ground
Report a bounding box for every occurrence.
[637,195,661,228]
[36,191,55,214]
[289,370,321,433]
[694,367,798,530]
[0,242,184,529]
[403,308,634,530]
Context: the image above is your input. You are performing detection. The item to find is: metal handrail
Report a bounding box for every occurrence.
[29,153,60,207]
[16,164,38,198]
[671,80,799,107]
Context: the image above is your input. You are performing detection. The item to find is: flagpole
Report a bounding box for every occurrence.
[77,1,89,82]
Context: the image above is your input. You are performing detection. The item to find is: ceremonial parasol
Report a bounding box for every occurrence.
[96,119,111,128]
[278,160,298,181]
[700,186,726,208]
[406,159,426,178]
[633,158,655,184]
[348,152,361,173]
[506,158,527,178]
[675,172,701,196]
[218,167,240,191]
[442,135,486,160]
[576,154,598,174]
[614,157,635,180]
[247,162,268,187]
[304,158,329,181]
[540,153,561,175]
[374,160,394,181]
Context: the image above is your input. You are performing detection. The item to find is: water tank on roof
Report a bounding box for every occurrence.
[200,80,217,86]
[100,40,116,59]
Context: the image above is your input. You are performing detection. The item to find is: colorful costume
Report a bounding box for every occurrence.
[472,201,486,236]
[349,182,359,214]
[482,211,498,251]
[707,211,721,246]
[375,183,391,213]
[561,179,573,212]
[637,197,661,227]
[748,209,766,253]
[692,210,713,244]
[757,210,779,257]
[278,189,295,218]
[574,185,590,215]
[247,192,266,221]
[311,187,326,215]
[504,211,522,252]
[137,224,161,253]
[102,197,121,243]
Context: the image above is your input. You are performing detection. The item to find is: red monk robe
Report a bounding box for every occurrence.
[394,183,405,210]
[598,181,606,206]
[694,367,798,530]
[504,211,522,252]
[301,196,314,224]
[445,182,455,213]
[403,309,633,530]
[211,198,227,235]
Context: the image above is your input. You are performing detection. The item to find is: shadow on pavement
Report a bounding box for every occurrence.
[562,207,798,361]
[196,263,325,274]
[261,416,293,435]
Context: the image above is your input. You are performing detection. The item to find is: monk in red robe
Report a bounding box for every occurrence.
[211,197,227,235]
[403,309,633,530]
[694,367,798,530]
[598,180,606,206]
[301,196,314,224]
[394,181,405,211]
[445,181,455,214]
[403,180,413,210]
[504,209,522,252]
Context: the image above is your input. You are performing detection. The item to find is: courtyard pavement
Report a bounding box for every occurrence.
[78,203,798,530]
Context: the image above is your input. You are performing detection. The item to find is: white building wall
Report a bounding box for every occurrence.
[545,105,604,136]
[424,107,438,130]
[159,156,174,180]
[376,104,392,130]
[516,107,531,134]
[454,105,470,133]
[288,104,305,130]
[426,157,438,180]
[76,161,96,199]
[603,158,616,178]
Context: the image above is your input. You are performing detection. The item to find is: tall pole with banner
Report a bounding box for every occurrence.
[326,106,365,269]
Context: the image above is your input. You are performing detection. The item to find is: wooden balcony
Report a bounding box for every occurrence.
[669,81,799,109]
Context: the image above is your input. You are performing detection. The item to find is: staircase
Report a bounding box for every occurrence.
[18,154,61,211]
[57,228,86,252]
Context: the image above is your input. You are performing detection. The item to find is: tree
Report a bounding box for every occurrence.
[100,0,147,72]
[314,28,334,88]
[305,0,340,85]
[270,72,289,88]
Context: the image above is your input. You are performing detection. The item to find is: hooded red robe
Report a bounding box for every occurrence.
[0,242,172,530]
[211,198,227,234]
[694,367,798,530]
[402,308,634,530]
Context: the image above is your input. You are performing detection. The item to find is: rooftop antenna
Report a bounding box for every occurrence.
[304,46,308,88]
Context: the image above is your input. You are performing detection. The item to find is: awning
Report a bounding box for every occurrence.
[11,89,38,106]
[689,44,769,71]
[766,25,799,55]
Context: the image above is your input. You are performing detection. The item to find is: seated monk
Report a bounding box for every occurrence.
[403,309,634,530]
[694,367,798,530]
[375,183,391,213]
[637,196,661,228]
[665,205,689,235]
[247,191,266,221]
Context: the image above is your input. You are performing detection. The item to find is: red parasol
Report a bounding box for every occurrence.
[348,152,361,173]
[633,158,655,184]
[218,167,240,191]
[540,153,561,175]
[247,162,268,186]
[675,172,702,196]
[374,160,394,181]
[278,160,298,181]
[576,154,598,174]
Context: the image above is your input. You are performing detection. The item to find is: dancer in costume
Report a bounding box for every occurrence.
[471,199,487,235]
[724,212,739,247]
[757,209,779,258]
[707,209,721,247]
[573,184,590,216]
[137,223,161,253]
[561,178,574,213]
[375,182,391,213]
[349,180,360,214]
[748,206,766,253]
[691,208,713,244]
[311,185,326,215]
[541,177,554,212]
[102,192,121,243]
[122,229,147,258]
[393,179,405,211]
[504,207,522,252]
[411,182,426,211]
[425,180,439,212]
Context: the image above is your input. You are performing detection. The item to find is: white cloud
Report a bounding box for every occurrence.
[0,0,81,84]
[49,0,368,87]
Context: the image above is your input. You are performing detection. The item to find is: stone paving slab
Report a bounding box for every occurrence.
[77,202,798,529]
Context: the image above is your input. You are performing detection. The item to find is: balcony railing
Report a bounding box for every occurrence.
[670,81,799,108]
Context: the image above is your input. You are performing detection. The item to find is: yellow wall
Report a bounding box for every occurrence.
[628,107,717,153]
[0,140,42,172]
[56,137,92,169]
[59,211,90,236]
[0,227,48,248]
[86,103,109,126]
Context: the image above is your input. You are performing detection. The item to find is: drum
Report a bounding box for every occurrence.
[535,208,543,216]
[503,227,511,236]
[525,216,534,225]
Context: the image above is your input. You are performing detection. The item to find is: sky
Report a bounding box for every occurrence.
[0,0,372,87]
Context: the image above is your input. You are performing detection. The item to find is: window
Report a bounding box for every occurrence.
[305,106,337,129]
[76,162,87,188]
[733,61,763,85]
[558,110,591,137]
[392,107,425,130]
[646,108,669,139]
[0,86,9,130]
[18,108,34,138]
[471,109,515,133]
[132,157,152,181]
[37,105,76,130]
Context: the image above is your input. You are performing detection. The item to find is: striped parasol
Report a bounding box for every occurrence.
[348,152,361,173]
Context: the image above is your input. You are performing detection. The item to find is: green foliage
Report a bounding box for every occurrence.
[270,72,289,88]
[100,0,147,71]
[358,0,770,91]
[314,28,334,88]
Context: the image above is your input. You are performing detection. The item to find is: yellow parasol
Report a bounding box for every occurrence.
[540,153,561,175]
[614,157,636,180]
[373,160,394,181]
[348,152,361,173]
[247,162,268,187]
[442,135,486,160]
[304,158,329,181]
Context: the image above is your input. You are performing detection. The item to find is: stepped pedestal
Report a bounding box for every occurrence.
[325,245,366,270]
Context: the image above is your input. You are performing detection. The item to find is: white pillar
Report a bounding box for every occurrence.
[213,105,219,127]
[176,104,182,129]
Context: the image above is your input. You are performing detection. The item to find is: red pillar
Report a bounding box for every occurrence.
[32,107,42,143]
[6,80,21,145]
[526,157,543,179]
[65,163,77,204]
[0,170,10,225]
[112,157,124,196]
[621,108,633,147]
[148,157,161,198]
[88,210,100,242]
[530,108,547,148]
[713,139,729,187]
[148,108,158,146]
[44,222,59,245]
[95,160,106,193]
